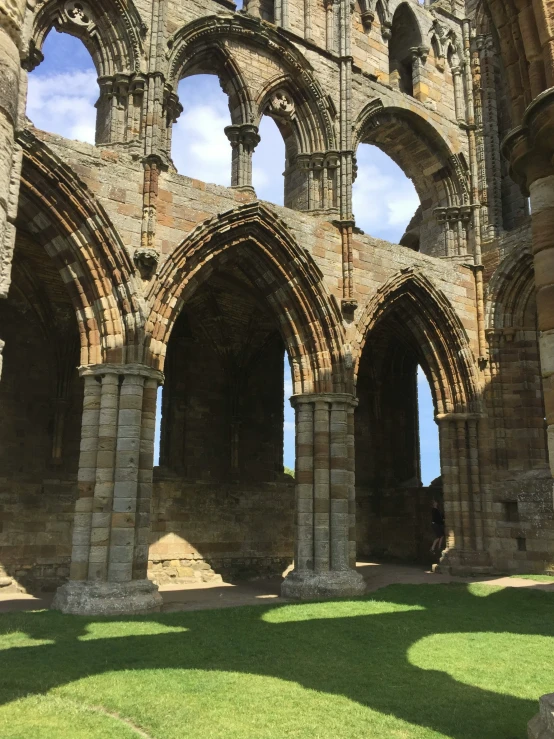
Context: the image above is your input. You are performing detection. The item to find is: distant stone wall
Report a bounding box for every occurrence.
[356,486,439,563]
[148,476,295,584]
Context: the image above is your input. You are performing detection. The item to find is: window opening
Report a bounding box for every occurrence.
[353,144,419,244]
[27,31,97,144]
[172,74,232,185]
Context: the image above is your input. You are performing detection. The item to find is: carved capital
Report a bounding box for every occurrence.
[361,9,374,29]
[224,123,260,153]
[133,247,159,280]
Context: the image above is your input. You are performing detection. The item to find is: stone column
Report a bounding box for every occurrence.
[225,124,260,192]
[436,413,491,575]
[529,174,554,477]
[0,0,25,303]
[503,91,554,486]
[410,46,429,102]
[52,363,164,615]
[281,393,365,599]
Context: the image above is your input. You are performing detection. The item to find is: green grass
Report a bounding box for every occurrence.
[509,573,554,582]
[1,583,554,738]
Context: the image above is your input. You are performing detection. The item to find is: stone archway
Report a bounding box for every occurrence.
[354,269,489,574]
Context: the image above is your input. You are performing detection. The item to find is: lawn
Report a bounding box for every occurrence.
[1,583,553,739]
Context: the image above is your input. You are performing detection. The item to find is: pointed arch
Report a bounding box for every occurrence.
[354,269,480,415]
[146,203,347,394]
[353,100,469,209]
[485,244,535,330]
[26,0,146,76]
[176,41,254,127]
[167,15,337,151]
[17,132,144,365]
[256,75,328,155]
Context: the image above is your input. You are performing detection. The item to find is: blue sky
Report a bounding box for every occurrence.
[28,31,439,484]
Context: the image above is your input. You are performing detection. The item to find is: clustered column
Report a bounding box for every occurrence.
[436,413,490,574]
[529,174,554,480]
[281,393,365,599]
[224,124,260,192]
[52,363,163,615]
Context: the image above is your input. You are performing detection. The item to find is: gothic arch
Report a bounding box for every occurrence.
[146,203,347,394]
[17,132,144,365]
[486,244,535,330]
[26,0,146,76]
[167,14,337,152]
[353,100,469,209]
[256,75,329,155]
[354,269,480,415]
[174,38,254,127]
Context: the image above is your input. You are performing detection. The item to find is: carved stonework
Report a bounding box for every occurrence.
[64,0,93,26]
[268,89,295,119]
[134,247,159,280]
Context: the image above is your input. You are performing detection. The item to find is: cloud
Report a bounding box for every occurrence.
[353,145,419,242]
[27,70,98,144]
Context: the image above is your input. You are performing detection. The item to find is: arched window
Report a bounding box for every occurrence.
[172,74,232,185]
[388,4,422,97]
[352,143,419,245]
[26,32,97,144]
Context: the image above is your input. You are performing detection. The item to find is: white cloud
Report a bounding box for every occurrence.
[27,70,98,144]
[353,145,419,242]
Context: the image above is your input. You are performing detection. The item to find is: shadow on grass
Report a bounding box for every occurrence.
[1,583,553,738]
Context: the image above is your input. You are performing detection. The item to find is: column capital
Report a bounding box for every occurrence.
[224,123,260,153]
[79,363,164,384]
[290,392,358,409]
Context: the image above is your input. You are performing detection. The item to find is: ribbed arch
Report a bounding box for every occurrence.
[355,269,480,415]
[178,44,254,127]
[146,203,347,394]
[27,0,146,76]
[167,15,337,152]
[17,132,144,365]
[486,245,535,330]
[353,101,469,209]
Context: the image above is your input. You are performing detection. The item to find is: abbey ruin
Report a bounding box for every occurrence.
[0,0,553,615]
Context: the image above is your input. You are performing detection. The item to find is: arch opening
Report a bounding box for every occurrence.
[150,249,299,585]
[146,205,345,584]
[354,105,470,256]
[355,311,442,564]
[353,143,420,245]
[0,210,83,592]
[355,273,479,565]
[26,31,98,145]
[388,4,422,97]
[172,74,233,185]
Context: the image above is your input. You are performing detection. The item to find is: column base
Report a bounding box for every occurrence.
[528,693,554,738]
[435,548,493,577]
[281,568,366,600]
[51,579,163,616]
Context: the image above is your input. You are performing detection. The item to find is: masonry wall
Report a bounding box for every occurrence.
[0,259,81,591]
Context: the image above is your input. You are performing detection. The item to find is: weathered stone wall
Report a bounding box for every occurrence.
[0,0,553,607]
[149,477,295,583]
[356,485,440,563]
